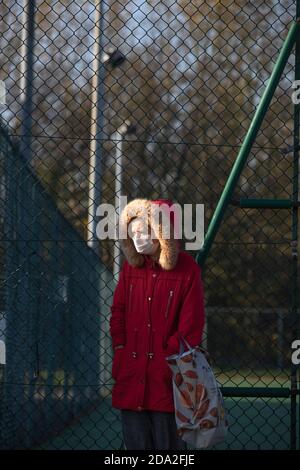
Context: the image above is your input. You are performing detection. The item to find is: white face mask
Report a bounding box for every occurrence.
[132,234,158,255]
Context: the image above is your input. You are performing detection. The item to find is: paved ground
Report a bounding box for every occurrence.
[38,396,293,450]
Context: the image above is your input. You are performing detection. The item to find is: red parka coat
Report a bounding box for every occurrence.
[110,198,205,412]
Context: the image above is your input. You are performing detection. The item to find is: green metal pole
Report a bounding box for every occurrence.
[196,20,299,267]
[221,387,291,398]
[237,198,295,209]
[291,5,300,451]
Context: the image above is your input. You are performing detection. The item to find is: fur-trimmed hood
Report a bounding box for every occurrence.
[119,198,180,270]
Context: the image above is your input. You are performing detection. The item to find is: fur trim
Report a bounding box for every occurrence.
[119,199,179,270]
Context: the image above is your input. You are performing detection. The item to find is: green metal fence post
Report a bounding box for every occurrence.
[291,3,300,451]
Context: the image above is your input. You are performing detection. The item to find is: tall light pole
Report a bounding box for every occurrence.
[113,120,136,282]
[87,0,125,251]
[87,5,126,396]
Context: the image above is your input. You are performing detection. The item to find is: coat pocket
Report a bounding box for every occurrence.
[164,289,174,319]
[162,289,174,349]
[112,346,137,382]
[112,348,124,381]
[128,283,133,313]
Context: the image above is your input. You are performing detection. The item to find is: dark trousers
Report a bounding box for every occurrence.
[120,409,187,450]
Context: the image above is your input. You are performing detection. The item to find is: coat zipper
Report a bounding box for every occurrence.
[132,328,138,358]
[163,290,173,349]
[148,329,154,359]
[128,283,133,312]
[164,290,173,319]
[129,284,138,358]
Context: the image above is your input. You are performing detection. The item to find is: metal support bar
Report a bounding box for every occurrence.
[196,20,299,267]
[221,387,291,398]
[230,198,300,209]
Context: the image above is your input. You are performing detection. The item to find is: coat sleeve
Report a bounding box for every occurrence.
[164,264,205,356]
[109,261,127,350]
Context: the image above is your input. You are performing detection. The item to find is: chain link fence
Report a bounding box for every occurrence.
[0,0,299,450]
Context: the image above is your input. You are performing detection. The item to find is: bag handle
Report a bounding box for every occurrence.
[179,334,193,354]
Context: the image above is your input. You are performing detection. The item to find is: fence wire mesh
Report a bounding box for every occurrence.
[0,0,299,450]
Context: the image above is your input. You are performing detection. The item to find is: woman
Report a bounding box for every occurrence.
[110,198,205,450]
